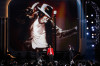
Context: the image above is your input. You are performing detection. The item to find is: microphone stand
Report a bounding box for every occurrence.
[53,11,57,52]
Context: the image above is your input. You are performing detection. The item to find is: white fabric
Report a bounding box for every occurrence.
[69,47,71,51]
[50,48,52,55]
[30,18,48,49]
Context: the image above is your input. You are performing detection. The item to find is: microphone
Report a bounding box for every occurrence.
[48,10,57,26]
[53,10,57,15]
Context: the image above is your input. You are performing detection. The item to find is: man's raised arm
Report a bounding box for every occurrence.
[56,26,77,38]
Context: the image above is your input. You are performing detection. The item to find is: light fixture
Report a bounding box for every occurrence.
[92,36,94,38]
[86,27,89,29]
[92,34,94,35]
[91,26,94,29]
[91,21,94,24]
[92,28,95,31]
[91,14,93,17]
[91,44,95,47]
[86,32,89,35]
[86,20,88,22]
[86,15,88,18]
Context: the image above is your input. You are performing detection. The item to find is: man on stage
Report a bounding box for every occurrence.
[47,45,54,62]
[68,45,74,64]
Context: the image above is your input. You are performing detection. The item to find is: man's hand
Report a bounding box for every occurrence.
[74,26,77,30]
[56,26,77,38]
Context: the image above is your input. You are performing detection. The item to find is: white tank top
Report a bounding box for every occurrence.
[30,18,48,49]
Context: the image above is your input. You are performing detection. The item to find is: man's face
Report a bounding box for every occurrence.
[49,45,51,48]
[39,13,49,24]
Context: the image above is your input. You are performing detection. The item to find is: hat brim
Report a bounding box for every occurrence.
[37,7,50,18]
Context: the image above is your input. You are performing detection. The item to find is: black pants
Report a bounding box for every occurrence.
[49,54,53,62]
[69,51,73,63]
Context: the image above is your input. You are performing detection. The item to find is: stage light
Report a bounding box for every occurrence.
[86,32,89,35]
[86,27,89,29]
[92,34,94,35]
[91,21,94,24]
[92,34,96,36]
[91,44,95,47]
[91,14,93,17]
[86,20,88,22]
[92,28,95,31]
[86,15,88,18]
[92,36,94,38]
[91,26,94,29]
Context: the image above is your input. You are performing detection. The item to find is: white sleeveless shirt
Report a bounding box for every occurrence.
[30,18,48,49]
